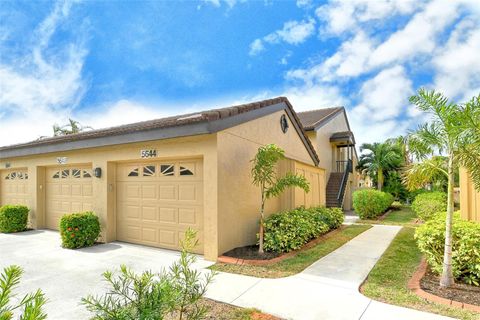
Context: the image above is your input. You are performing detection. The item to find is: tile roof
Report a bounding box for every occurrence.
[297,107,344,131]
[0,96,320,165]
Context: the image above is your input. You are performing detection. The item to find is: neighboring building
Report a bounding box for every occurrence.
[297,108,358,210]
[0,97,357,260]
[459,167,480,222]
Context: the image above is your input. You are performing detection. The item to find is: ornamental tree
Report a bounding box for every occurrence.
[251,144,310,254]
[406,89,480,288]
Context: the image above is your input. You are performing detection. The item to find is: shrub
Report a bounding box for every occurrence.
[82,229,214,320]
[0,265,47,319]
[352,189,394,219]
[262,206,344,253]
[0,205,29,233]
[415,213,480,286]
[59,212,101,249]
[411,192,447,221]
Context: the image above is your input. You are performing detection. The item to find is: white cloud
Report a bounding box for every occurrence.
[432,18,480,100]
[369,0,460,67]
[266,18,316,45]
[356,65,413,121]
[249,39,265,56]
[316,0,419,35]
[249,18,315,55]
[296,0,312,8]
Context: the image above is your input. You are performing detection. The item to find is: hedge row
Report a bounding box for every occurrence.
[262,206,344,253]
[352,189,394,219]
[415,212,480,286]
[411,192,447,221]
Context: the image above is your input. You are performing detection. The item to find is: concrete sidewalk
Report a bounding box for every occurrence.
[206,225,453,320]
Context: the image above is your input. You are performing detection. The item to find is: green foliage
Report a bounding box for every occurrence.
[357,142,403,190]
[352,189,394,219]
[251,144,310,253]
[411,192,447,221]
[415,213,480,286]
[59,211,101,249]
[82,229,215,320]
[0,205,29,233]
[262,207,344,253]
[0,265,47,320]
[383,171,408,201]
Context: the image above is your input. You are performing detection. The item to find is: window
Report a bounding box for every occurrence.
[179,166,194,176]
[4,171,28,180]
[83,170,92,178]
[52,171,60,179]
[143,165,156,176]
[72,169,81,178]
[128,168,139,177]
[62,170,70,178]
[24,173,29,180]
[10,172,16,179]
[17,172,24,180]
[160,164,174,176]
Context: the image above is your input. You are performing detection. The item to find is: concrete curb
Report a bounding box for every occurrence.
[408,258,480,313]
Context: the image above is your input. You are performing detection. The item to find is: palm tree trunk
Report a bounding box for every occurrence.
[377,168,384,191]
[440,152,455,288]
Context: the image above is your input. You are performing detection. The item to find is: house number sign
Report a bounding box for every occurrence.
[141,149,157,158]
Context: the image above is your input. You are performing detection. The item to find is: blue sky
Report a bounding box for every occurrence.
[0,0,479,147]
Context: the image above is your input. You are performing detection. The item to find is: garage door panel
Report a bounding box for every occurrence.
[1,169,29,206]
[45,165,93,230]
[117,160,204,253]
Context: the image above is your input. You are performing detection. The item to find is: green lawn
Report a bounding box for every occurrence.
[358,205,418,226]
[210,224,371,278]
[362,227,480,320]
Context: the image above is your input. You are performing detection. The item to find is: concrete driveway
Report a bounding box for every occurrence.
[0,230,213,319]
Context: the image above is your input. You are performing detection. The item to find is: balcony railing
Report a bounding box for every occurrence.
[337,159,353,207]
[335,160,353,173]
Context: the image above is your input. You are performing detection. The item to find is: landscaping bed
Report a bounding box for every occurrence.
[167,299,281,320]
[361,227,480,320]
[421,266,480,307]
[212,224,371,278]
[223,245,281,261]
[357,205,419,226]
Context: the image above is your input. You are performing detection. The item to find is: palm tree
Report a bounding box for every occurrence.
[407,89,480,288]
[53,119,92,136]
[251,144,310,254]
[357,142,403,191]
[403,156,448,191]
[386,135,412,165]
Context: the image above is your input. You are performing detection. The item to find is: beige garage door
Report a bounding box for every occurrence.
[45,166,93,230]
[117,159,203,253]
[0,169,29,206]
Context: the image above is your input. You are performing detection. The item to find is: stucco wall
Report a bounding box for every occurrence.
[216,110,318,255]
[0,134,220,260]
[309,112,349,179]
[460,167,480,222]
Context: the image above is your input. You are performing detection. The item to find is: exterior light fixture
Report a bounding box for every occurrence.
[94,167,102,178]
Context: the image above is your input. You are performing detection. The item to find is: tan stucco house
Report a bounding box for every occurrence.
[0,97,357,260]
[459,167,480,222]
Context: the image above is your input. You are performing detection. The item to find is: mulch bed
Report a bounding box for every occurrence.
[420,266,480,307]
[223,245,281,260]
[217,226,345,266]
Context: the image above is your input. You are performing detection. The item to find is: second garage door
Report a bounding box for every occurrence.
[45,166,93,230]
[0,169,29,206]
[116,159,203,252]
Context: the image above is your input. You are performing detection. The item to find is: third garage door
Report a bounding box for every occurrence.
[116,159,203,252]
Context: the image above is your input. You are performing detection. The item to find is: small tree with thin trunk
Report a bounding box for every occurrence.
[407,89,480,288]
[251,144,310,254]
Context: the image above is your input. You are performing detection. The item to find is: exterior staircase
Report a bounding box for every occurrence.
[326,159,353,208]
[326,172,344,208]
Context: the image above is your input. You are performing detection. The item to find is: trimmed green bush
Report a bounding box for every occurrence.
[0,205,29,233]
[411,192,447,221]
[262,206,344,253]
[415,212,480,286]
[59,212,101,249]
[352,189,394,219]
